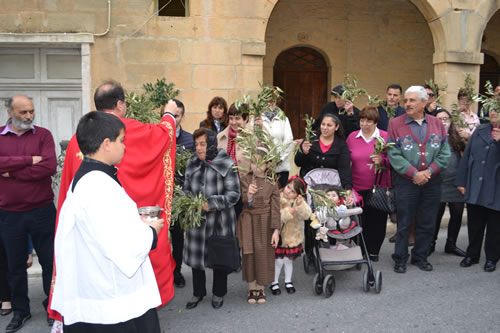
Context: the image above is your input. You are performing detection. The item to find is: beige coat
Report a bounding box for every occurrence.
[217,126,251,175]
[280,194,312,248]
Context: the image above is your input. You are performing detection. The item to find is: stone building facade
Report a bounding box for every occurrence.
[0,0,499,140]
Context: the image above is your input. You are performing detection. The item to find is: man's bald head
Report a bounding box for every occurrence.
[94,81,126,113]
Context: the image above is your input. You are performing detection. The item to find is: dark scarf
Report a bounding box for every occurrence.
[264,108,279,121]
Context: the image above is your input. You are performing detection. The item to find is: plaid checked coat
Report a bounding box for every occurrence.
[183,149,241,270]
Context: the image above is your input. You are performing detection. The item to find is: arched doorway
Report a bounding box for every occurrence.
[479,53,499,95]
[273,47,328,139]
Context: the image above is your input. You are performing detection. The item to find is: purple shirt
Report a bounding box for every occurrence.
[0,121,56,212]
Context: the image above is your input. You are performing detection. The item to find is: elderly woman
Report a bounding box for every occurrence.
[199,97,228,134]
[183,128,241,309]
[346,106,390,262]
[456,108,500,272]
[295,113,353,191]
[430,110,467,256]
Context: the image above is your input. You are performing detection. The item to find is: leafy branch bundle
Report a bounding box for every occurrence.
[368,136,395,173]
[307,188,347,215]
[175,146,194,179]
[424,78,447,105]
[171,185,207,230]
[367,94,397,119]
[235,125,291,183]
[473,80,500,121]
[304,114,317,143]
[458,73,476,101]
[332,74,367,114]
[125,78,179,124]
[449,103,470,129]
[450,73,476,128]
[235,84,285,120]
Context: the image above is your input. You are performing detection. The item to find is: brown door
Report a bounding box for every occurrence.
[274,47,328,139]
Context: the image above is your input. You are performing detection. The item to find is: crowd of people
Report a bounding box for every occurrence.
[0,80,499,332]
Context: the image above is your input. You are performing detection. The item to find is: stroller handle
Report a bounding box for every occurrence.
[332,207,363,218]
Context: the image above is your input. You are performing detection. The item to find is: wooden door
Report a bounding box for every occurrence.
[273,47,328,139]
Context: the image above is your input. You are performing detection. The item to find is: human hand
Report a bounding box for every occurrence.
[344,100,354,115]
[302,141,312,154]
[413,171,430,186]
[203,202,210,212]
[247,183,258,201]
[457,128,471,140]
[141,216,165,235]
[492,128,500,142]
[254,117,264,128]
[271,230,280,248]
[1,172,9,178]
[288,207,296,215]
[345,191,354,206]
[295,195,303,206]
[32,156,42,165]
[457,186,465,195]
[371,154,383,165]
[26,253,33,269]
[428,101,437,111]
[164,99,178,114]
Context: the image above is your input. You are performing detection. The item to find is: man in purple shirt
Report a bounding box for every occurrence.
[0,95,56,332]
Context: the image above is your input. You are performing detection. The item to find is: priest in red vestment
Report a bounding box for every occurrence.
[48,81,177,322]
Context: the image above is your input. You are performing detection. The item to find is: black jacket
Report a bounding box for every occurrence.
[294,135,353,189]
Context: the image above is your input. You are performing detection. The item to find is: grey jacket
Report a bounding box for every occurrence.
[456,124,500,211]
[183,149,241,269]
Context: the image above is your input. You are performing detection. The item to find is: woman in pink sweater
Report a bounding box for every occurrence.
[346,106,391,262]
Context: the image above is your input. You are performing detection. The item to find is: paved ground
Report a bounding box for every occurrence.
[2,223,499,333]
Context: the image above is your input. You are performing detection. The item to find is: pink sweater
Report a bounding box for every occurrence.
[346,129,391,191]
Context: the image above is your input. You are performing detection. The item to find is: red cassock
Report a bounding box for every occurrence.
[48,114,177,321]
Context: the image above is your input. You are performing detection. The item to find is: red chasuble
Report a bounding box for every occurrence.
[48,114,177,321]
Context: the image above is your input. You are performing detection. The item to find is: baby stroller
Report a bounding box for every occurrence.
[303,168,382,297]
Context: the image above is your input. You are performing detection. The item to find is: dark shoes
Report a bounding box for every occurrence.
[393,262,406,274]
[1,307,12,316]
[284,282,296,294]
[173,270,186,288]
[47,314,54,326]
[410,259,433,271]
[444,241,466,257]
[369,254,379,262]
[484,260,497,272]
[186,296,203,310]
[6,314,31,333]
[460,257,479,267]
[270,283,281,295]
[211,296,224,309]
[389,234,397,243]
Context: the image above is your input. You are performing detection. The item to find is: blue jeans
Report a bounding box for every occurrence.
[0,203,55,317]
[392,175,441,264]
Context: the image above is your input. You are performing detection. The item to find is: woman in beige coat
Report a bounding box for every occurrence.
[271,176,312,295]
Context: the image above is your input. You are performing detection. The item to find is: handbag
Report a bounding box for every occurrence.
[206,216,241,272]
[365,169,395,214]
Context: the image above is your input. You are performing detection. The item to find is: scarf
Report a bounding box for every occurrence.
[264,108,279,121]
[227,127,238,166]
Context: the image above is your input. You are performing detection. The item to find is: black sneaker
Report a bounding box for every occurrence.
[6,313,31,333]
[174,270,186,288]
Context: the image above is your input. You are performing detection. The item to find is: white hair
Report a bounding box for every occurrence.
[405,86,428,101]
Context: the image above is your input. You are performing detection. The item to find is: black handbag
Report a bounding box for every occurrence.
[206,218,241,272]
[365,169,395,214]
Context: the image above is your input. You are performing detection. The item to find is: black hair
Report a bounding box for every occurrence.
[435,109,466,153]
[94,80,126,111]
[76,111,125,155]
[386,84,402,94]
[228,103,249,121]
[288,177,306,196]
[172,98,185,115]
[321,113,345,139]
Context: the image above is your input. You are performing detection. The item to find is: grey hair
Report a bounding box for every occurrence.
[405,86,428,102]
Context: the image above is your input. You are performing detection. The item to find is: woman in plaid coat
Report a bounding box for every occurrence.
[183,128,241,310]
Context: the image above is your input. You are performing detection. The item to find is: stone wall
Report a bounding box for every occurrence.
[263,0,435,105]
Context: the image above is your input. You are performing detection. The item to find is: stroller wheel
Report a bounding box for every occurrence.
[362,270,370,292]
[323,274,335,298]
[312,273,323,295]
[356,263,362,271]
[374,270,382,294]
[303,254,311,274]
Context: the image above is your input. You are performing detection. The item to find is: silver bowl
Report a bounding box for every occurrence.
[138,205,164,221]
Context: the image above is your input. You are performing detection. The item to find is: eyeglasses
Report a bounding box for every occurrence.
[438,117,449,121]
[428,93,435,97]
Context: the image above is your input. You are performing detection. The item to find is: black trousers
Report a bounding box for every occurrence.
[63,308,160,333]
[192,268,228,298]
[0,203,55,317]
[359,190,388,256]
[465,204,500,262]
[0,237,10,302]
[169,221,184,273]
[392,176,441,263]
[433,202,465,244]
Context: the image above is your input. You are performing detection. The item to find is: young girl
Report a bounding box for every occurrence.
[236,152,280,305]
[270,176,312,295]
